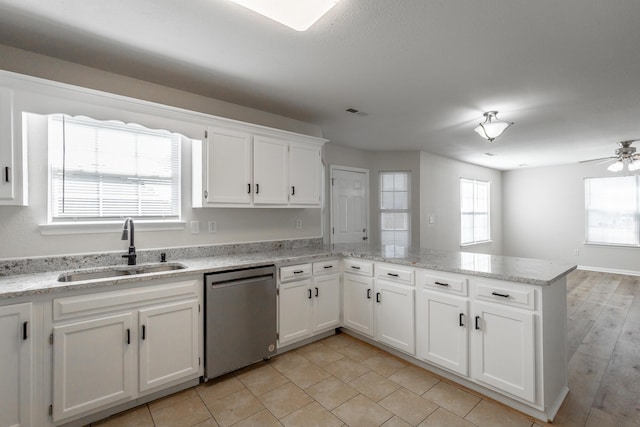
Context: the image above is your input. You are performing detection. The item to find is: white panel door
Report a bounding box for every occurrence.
[0,303,32,427]
[278,279,312,346]
[331,168,368,243]
[253,136,289,205]
[342,274,374,337]
[374,279,415,354]
[471,301,535,402]
[205,127,252,205]
[417,290,468,376]
[138,300,199,393]
[312,273,341,332]
[289,143,321,205]
[53,313,134,422]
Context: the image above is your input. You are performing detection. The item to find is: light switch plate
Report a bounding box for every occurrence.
[190,221,200,234]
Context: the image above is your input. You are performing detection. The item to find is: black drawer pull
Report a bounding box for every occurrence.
[315,287,319,297]
[387,273,399,277]
[350,266,361,270]
[308,289,312,299]
[491,292,510,298]
[247,183,251,194]
[435,281,449,287]
[4,166,9,183]
[292,186,295,195]
[126,328,131,344]
[376,292,381,303]
[475,316,481,330]
[323,265,333,269]
[142,325,146,340]
[256,183,260,194]
[459,313,464,327]
[367,288,372,299]
[293,270,304,274]
[23,321,28,340]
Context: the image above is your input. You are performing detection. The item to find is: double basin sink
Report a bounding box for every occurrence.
[58,262,187,282]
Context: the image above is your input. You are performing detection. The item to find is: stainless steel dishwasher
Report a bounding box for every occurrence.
[204,265,277,380]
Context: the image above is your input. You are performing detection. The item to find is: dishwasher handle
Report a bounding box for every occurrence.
[208,274,274,288]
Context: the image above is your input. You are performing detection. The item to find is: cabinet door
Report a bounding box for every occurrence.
[289,143,321,206]
[312,273,341,332]
[0,303,32,427]
[253,136,289,205]
[53,313,134,422]
[0,87,26,205]
[204,127,252,205]
[342,274,374,337]
[417,290,468,376]
[278,279,312,346]
[375,279,415,354]
[138,299,199,393]
[471,301,535,402]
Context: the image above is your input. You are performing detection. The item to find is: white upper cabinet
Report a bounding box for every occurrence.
[289,142,322,206]
[0,86,27,206]
[253,136,289,205]
[193,126,325,208]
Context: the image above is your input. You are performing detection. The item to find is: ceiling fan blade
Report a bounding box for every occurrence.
[578,156,617,164]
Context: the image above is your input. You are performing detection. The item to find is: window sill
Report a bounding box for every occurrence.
[39,220,186,236]
[584,242,640,249]
[460,240,493,248]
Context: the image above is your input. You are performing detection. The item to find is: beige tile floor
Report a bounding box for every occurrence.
[92,270,640,427]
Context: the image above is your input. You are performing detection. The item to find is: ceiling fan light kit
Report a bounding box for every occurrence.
[474,111,513,142]
[605,140,640,173]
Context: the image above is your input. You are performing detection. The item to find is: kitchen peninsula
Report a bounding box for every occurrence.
[0,241,575,425]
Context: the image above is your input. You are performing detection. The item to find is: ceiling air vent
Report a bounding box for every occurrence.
[345,108,368,116]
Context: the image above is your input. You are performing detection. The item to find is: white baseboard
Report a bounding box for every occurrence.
[577,265,640,277]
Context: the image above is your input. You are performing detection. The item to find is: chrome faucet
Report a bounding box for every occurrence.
[121,217,137,265]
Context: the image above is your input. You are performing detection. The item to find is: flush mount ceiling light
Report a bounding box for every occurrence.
[474,111,513,142]
[228,0,340,31]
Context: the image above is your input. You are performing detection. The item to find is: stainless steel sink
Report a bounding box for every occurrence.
[57,263,187,282]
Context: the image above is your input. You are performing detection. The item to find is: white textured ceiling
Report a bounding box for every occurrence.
[0,0,639,170]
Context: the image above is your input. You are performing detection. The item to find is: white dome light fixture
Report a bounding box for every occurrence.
[228,0,340,31]
[474,111,513,142]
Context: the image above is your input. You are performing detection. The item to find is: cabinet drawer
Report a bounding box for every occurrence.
[376,264,414,285]
[313,259,340,275]
[343,259,374,276]
[280,264,312,282]
[422,271,468,296]
[473,280,536,310]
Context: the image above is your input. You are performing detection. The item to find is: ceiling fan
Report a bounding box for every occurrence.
[580,140,640,172]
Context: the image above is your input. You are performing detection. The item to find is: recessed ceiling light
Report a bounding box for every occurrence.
[228,0,340,31]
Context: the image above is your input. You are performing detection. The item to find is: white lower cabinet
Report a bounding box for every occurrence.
[374,279,415,354]
[278,261,341,347]
[417,289,468,376]
[471,301,535,402]
[0,302,32,427]
[342,273,374,337]
[51,280,201,423]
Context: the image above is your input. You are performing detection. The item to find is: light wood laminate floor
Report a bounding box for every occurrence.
[92,270,640,427]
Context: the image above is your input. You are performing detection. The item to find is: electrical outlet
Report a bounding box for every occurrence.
[208,220,217,233]
[190,221,200,234]
[295,219,302,229]
[574,249,580,256]
[428,215,435,224]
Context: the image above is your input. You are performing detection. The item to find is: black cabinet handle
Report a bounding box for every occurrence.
[22,321,28,340]
[323,265,333,269]
[459,313,464,327]
[475,316,481,330]
[435,281,449,287]
[367,288,372,299]
[291,186,295,195]
[126,328,131,344]
[387,273,399,277]
[315,287,319,297]
[3,166,9,183]
[142,325,146,340]
[491,292,510,298]
[376,292,381,303]
[293,270,304,274]
[308,289,312,299]
[350,266,361,270]
[247,183,251,194]
[256,183,260,194]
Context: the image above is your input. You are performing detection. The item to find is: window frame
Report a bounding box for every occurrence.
[584,175,640,248]
[379,171,411,257]
[460,178,491,247]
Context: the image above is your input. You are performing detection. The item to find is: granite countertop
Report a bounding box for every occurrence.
[0,243,577,300]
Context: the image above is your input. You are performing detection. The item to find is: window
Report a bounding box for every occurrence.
[48,115,181,222]
[380,172,410,257]
[585,176,640,246]
[460,178,490,246]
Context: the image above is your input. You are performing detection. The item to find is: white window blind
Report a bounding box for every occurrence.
[380,171,410,257]
[49,115,181,222]
[585,176,640,246]
[460,178,490,246]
